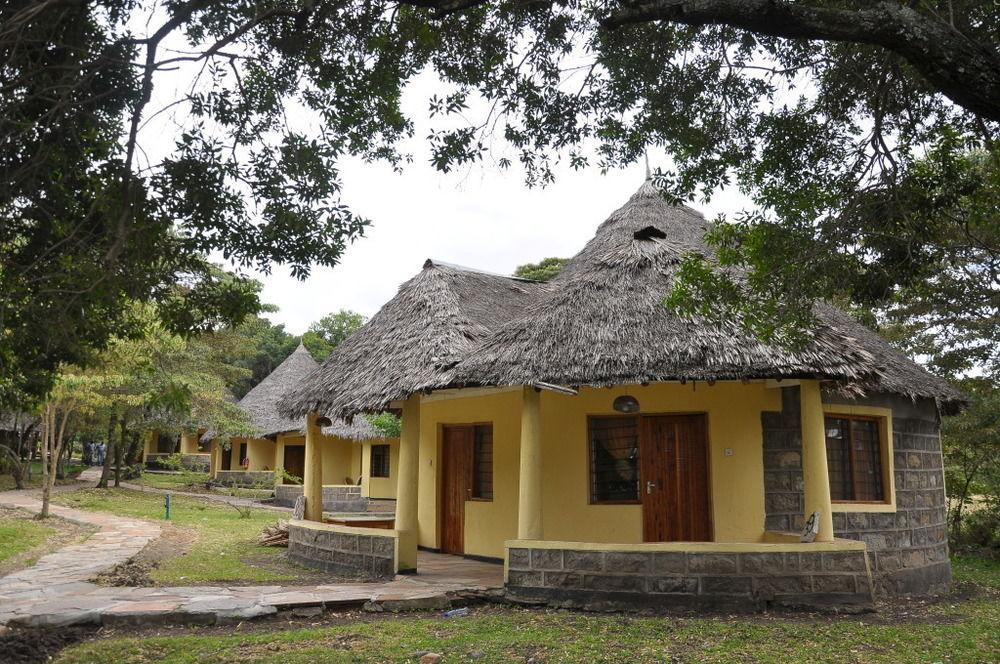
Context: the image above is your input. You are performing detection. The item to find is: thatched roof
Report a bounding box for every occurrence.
[449,182,965,412]
[211,343,380,440]
[279,260,553,419]
[280,180,965,419]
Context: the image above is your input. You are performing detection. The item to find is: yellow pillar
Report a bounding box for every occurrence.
[274,436,286,487]
[517,386,543,540]
[208,441,217,477]
[142,431,156,463]
[303,412,324,522]
[800,380,834,543]
[180,431,199,455]
[395,395,420,572]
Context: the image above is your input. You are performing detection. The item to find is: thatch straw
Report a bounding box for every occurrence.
[279,261,552,419]
[281,181,965,419]
[207,343,379,440]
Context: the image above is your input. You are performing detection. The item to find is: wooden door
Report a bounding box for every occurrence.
[440,426,473,554]
[221,444,232,471]
[283,445,305,483]
[640,414,712,542]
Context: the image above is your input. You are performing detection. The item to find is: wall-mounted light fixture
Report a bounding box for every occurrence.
[613,395,640,413]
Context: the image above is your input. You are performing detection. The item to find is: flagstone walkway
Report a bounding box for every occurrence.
[0,491,503,628]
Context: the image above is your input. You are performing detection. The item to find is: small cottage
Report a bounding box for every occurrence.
[202,343,397,511]
[278,181,964,610]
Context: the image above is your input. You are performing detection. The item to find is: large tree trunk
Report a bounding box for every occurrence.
[126,430,142,466]
[600,0,1000,121]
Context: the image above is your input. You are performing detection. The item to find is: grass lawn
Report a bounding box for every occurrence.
[54,557,1000,664]
[0,515,56,566]
[51,488,303,585]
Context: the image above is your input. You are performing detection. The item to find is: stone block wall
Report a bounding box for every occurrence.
[145,453,211,472]
[288,522,395,579]
[506,546,874,611]
[761,388,951,595]
[213,470,274,487]
[274,485,371,512]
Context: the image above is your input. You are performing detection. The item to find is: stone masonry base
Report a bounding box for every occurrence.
[275,484,370,512]
[287,521,396,579]
[506,546,874,612]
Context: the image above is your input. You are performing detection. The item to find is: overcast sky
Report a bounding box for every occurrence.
[142,37,752,335]
[254,153,755,335]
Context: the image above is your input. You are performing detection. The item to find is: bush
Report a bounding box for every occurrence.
[155,452,184,472]
[952,502,1000,559]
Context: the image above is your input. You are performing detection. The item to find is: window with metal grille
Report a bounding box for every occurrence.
[370,444,390,478]
[589,416,640,503]
[824,415,885,502]
[472,424,493,500]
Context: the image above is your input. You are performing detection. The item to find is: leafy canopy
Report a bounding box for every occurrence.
[302,310,367,361]
[4,0,998,408]
[514,258,569,282]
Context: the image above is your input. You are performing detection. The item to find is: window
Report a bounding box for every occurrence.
[370,444,391,478]
[825,415,886,502]
[472,424,493,500]
[589,416,640,503]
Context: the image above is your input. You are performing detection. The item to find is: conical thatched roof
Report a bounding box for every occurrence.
[448,182,964,412]
[214,343,380,440]
[448,182,879,387]
[279,260,553,419]
[280,181,965,419]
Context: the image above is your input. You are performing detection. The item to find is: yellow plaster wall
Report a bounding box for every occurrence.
[539,382,781,546]
[417,389,523,559]
[321,435,356,486]
[227,437,275,471]
[179,431,200,455]
[360,439,399,499]
[412,382,781,560]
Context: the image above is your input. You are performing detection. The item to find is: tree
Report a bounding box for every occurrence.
[0,411,39,490]
[227,313,299,399]
[942,378,1000,546]
[302,310,367,361]
[514,258,568,282]
[5,0,997,407]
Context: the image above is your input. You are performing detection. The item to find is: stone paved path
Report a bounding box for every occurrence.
[0,491,502,628]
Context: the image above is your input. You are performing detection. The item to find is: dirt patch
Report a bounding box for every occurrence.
[0,625,97,664]
[0,507,95,577]
[92,523,196,587]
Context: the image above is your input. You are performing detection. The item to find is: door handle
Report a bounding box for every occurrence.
[646,480,657,494]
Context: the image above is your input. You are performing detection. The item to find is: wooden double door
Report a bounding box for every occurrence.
[639,414,713,542]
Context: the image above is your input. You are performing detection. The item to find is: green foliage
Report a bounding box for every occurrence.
[365,412,402,439]
[5,0,997,412]
[226,313,299,400]
[157,453,185,472]
[944,378,1000,553]
[513,258,568,282]
[275,468,303,486]
[302,310,366,361]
